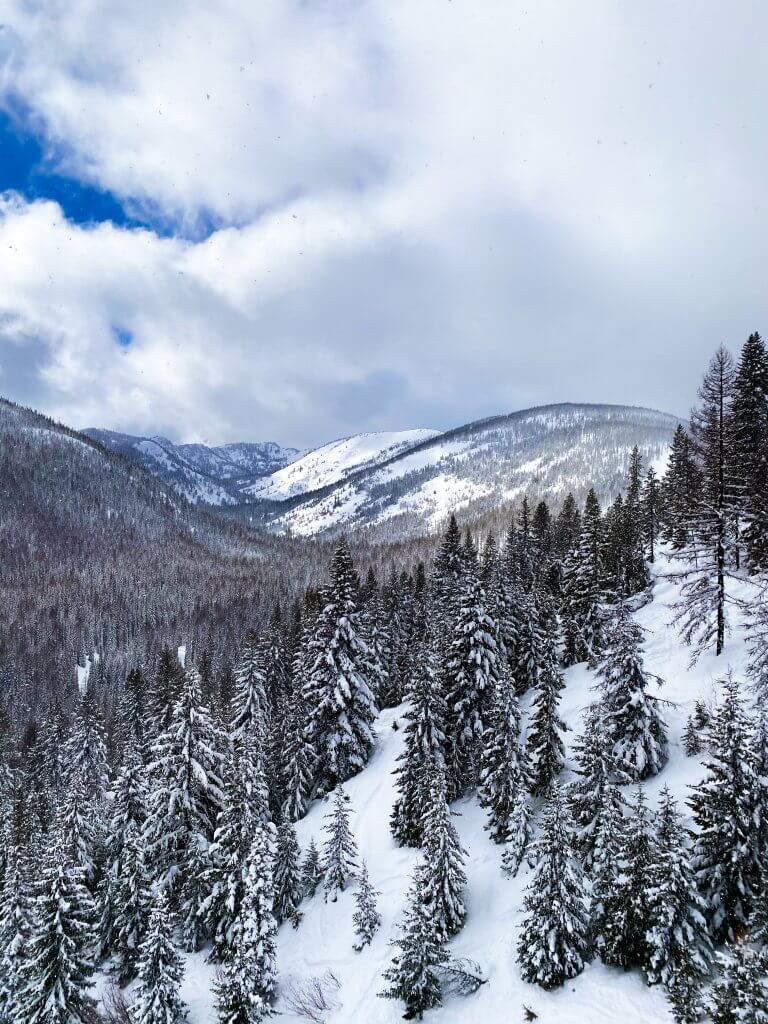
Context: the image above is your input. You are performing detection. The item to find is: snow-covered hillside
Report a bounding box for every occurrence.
[258,404,678,537]
[247,429,439,500]
[155,554,752,1024]
[84,428,300,505]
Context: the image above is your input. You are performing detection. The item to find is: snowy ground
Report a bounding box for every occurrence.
[151,554,758,1023]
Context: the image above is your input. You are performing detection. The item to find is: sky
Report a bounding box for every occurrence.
[0,1,766,448]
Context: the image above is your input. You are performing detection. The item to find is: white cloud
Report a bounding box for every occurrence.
[1,1,767,445]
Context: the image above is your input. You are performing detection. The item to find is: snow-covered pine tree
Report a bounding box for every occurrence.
[560,488,604,666]
[112,818,152,983]
[661,424,702,550]
[273,816,302,926]
[641,466,661,564]
[0,842,29,1023]
[302,540,377,795]
[321,787,359,901]
[500,789,533,878]
[352,860,381,951]
[601,787,657,971]
[443,573,503,797]
[379,860,450,1020]
[689,676,762,943]
[214,944,269,1024]
[710,946,768,1024]
[567,705,629,869]
[732,331,768,574]
[645,788,712,992]
[511,581,544,694]
[17,845,97,1024]
[147,647,185,740]
[422,769,467,941]
[59,775,100,892]
[281,689,314,823]
[117,667,149,759]
[526,599,566,796]
[590,792,626,958]
[673,347,739,659]
[300,838,323,899]
[516,784,589,990]
[682,714,702,756]
[431,514,466,643]
[230,634,269,747]
[132,890,187,1024]
[237,824,278,1007]
[64,687,109,803]
[596,601,668,781]
[390,637,446,848]
[622,445,650,594]
[143,667,226,946]
[478,673,523,843]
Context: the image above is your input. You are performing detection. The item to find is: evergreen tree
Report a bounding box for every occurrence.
[710,946,768,1024]
[641,466,661,564]
[645,788,712,992]
[300,839,322,899]
[596,602,668,780]
[272,817,302,926]
[662,423,702,550]
[390,639,446,848]
[352,860,381,951]
[516,785,589,990]
[561,488,604,666]
[0,843,29,1024]
[443,574,503,796]
[500,789,533,878]
[431,514,466,641]
[478,676,523,843]
[421,771,467,941]
[682,714,703,756]
[321,787,359,901]
[281,690,313,823]
[526,601,566,796]
[601,788,656,971]
[64,688,109,803]
[148,648,185,739]
[623,445,649,594]
[379,861,449,1020]
[230,636,269,747]
[17,847,97,1024]
[590,793,626,957]
[238,825,278,1007]
[689,676,762,943]
[302,541,377,795]
[567,706,629,868]
[732,331,768,573]
[132,891,187,1024]
[112,819,152,984]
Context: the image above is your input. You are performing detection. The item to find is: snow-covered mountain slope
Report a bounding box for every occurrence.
[255,404,678,537]
[247,429,440,500]
[158,555,750,1024]
[84,428,300,505]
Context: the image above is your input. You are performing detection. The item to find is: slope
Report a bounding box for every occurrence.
[164,553,751,1024]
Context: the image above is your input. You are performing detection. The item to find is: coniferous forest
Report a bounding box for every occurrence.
[4,334,768,1023]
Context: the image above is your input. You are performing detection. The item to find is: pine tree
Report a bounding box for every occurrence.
[443,574,503,796]
[431,514,466,642]
[516,785,589,990]
[674,347,739,659]
[478,676,523,843]
[230,635,269,747]
[561,488,604,666]
[321,787,359,901]
[710,946,768,1024]
[281,690,314,823]
[645,788,712,992]
[64,688,109,803]
[379,861,450,1020]
[732,331,768,573]
[596,602,668,781]
[112,819,152,984]
[352,861,381,951]
[662,424,702,550]
[214,948,269,1024]
[300,839,322,899]
[390,639,446,847]
[682,714,703,756]
[590,794,626,957]
[601,788,656,971]
[273,817,302,926]
[500,789,533,878]
[147,648,185,739]
[237,825,278,1007]
[641,466,661,564]
[0,843,29,1023]
[567,706,629,868]
[59,776,100,892]
[17,846,97,1024]
[302,541,377,795]
[690,676,762,943]
[526,601,566,796]
[623,445,649,594]
[132,891,187,1024]
[143,668,226,948]
[421,770,467,941]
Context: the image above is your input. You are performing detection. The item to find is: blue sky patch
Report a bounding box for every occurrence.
[112,326,133,349]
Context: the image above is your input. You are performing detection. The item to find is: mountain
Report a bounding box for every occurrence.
[244,403,680,537]
[83,428,301,505]
[0,399,321,691]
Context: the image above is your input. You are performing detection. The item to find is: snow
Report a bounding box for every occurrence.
[177,645,187,669]
[248,429,439,500]
[115,551,752,1023]
[76,652,99,694]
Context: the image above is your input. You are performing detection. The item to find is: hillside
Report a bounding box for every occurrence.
[149,554,746,1024]
[245,404,679,537]
[84,428,301,505]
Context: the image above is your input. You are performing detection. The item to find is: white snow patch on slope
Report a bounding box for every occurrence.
[374,473,493,530]
[248,429,439,500]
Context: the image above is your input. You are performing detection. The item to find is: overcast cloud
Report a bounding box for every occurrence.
[0,1,766,446]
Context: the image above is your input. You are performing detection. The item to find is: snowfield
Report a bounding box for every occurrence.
[123,553,753,1023]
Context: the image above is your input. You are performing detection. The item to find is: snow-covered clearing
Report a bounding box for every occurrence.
[138,554,754,1023]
